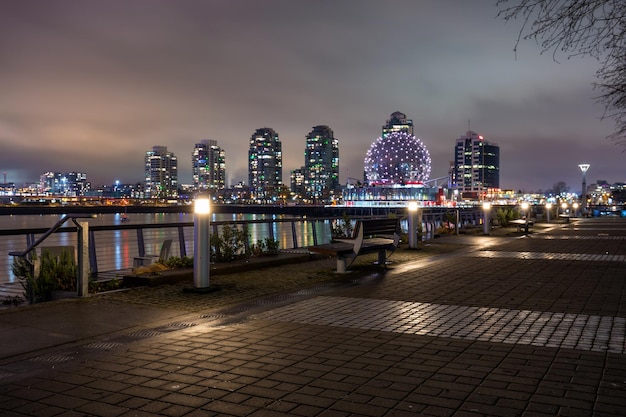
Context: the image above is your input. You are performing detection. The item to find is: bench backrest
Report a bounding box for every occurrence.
[353,218,401,254]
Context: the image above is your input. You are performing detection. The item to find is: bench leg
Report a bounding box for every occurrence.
[336,256,347,274]
[377,250,386,266]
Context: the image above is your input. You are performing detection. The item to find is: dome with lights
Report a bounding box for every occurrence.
[364,131,431,186]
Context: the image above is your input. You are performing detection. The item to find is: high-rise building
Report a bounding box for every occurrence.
[382,111,414,138]
[304,125,339,202]
[290,167,306,201]
[248,127,282,202]
[192,139,225,191]
[39,172,89,196]
[452,131,500,199]
[145,145,178,199]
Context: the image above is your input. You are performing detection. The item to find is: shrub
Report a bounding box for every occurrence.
[263,237,279,255]
[331,213,353,239]
[211,225,247,262]
[12,248,77,304]
[495,207,518,227]
[164,256,194,269]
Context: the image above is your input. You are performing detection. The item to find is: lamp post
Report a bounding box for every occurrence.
[193,195,211,289]
[482,201,491,235]
[545,203,552,223]
[579,163,590,215]
[407,201,419,249]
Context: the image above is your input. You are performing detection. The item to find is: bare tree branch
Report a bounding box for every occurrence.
[497,0,626,148]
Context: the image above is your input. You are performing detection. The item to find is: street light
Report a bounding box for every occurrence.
[193,195,211,289]
[482,202,491,235]
[579,163,590,215]
[407,201,419,249]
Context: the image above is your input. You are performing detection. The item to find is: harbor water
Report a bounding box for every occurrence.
[0,212,334,285]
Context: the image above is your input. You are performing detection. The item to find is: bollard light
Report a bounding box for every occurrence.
[407,201,419,249]
[482,202,491,235]
[546,203,553,223]
[193,195,211,289]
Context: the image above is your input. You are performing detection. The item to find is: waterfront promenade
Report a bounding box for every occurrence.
[0,216,625,416]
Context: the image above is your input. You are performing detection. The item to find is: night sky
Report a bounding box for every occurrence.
[1,0,623,193]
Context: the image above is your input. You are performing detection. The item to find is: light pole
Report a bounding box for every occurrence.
[545,203,552,223]
[407,201,419,249]
[193,195,211,289]
[579,163,590,215]
[482,202,491,235]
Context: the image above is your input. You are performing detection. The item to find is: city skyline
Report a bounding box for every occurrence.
[1,0,624,194]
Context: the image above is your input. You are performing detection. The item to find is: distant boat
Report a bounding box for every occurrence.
[121,207,130,222]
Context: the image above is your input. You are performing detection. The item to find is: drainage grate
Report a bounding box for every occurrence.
[125,329,164,338]
[200,314,226,320]
[82,341,124,351]
[30,352,76,363]
[166,322,198,329]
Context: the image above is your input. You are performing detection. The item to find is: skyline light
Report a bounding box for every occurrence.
[364,131,432,185]
[1,1,624,194]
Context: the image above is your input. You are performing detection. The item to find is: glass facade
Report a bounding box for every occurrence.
[144,145,178,199]
[192,139,225,191]
[452,131,500,198]
[304,125,339,202]
[248,127,282,202]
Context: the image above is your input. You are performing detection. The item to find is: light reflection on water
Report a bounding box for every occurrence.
[0,212,333,284]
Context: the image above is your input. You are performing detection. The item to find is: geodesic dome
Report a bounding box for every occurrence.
[364,131,431,185]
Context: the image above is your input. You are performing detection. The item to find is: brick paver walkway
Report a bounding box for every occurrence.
[0,217,625,416]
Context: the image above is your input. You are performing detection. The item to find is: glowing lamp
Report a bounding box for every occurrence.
[194,197,210,215]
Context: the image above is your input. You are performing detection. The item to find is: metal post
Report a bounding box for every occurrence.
[546,203,552,223]
[77,221,89,297]
[482,202,491,235]
[193,197,211,289]
[579,164,590,215]
[407,201,418,249]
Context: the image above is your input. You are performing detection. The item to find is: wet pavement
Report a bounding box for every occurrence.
[0,217,625,416]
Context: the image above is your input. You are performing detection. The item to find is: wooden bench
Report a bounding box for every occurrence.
[509,218,534,232]
[308,218,401,273]
[558,214,572,223]
[133,239,172,267]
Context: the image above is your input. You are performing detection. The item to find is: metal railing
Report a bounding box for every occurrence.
[2,216,341,285]
[2,208,484,287]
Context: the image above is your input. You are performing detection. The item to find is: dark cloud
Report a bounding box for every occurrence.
[0,0,623,192]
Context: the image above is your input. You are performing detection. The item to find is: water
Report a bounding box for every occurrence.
[0,212,333,285]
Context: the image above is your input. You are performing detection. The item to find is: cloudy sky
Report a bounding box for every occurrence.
[1,0,623,193]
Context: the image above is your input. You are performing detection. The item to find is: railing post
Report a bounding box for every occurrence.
[137,229,145,257]
[291,221,298,249]
[77,221,89,297]
[178,226,186,258]
[26,233,35,249]
[88,229,98,276]
[242,222,250,255]
[311,220,318,246]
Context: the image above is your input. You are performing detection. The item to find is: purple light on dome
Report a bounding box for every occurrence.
[364,131,431,185]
